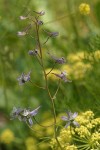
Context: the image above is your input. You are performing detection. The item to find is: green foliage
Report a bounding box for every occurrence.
[0,0,100,149]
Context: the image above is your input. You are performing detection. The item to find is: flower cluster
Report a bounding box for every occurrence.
[50,110,100,150]
[0,129,15,144]
[79,3,90,15]
[25,137,36,150]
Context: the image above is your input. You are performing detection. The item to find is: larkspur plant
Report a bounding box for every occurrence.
[10,10,79,150]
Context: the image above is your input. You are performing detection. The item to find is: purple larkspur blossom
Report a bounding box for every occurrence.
[61,111,79,128]
[33,10,45,16]
[28,49,38,56]
[10,106,41,126]
[49,31,59,37]
[37,20,43,25]
[52,71,71,82]
[17,71,31,85]
[43,30,59,37]
[48,53,66,64]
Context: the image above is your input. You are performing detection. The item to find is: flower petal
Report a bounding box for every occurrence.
[65,121,71,128]
[28,118,33,126]
[61,116,68,121]
[29,106,41,116]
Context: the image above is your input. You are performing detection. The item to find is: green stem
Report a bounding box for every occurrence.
[35,21,63,150]
[33,116,55,127]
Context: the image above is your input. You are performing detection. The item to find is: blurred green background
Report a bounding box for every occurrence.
[0,0,100,149]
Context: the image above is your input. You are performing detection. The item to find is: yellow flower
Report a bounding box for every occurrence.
[81,110,94,119]
[0,129,14,144]
[79,3,90,15]
[75,125,91,138]
[72,62,91,79]
[67,52,84,63]
[89,50,100,61]
[65,144,77,150]
[91,132,100,147]
[75,115,90,125]
[91,118,100,127]
[25,137,36,150]
[59,128,72,144]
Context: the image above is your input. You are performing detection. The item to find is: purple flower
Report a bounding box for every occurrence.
[54,57,66,64]
[10,107,23,120]
[52,71,71,82]
[61,111,79,128]
[28,49,38,56]
[10,106,41,126]
[43,30,59,37]
[37,20,43,25]
[49,31,59,37]
[17,71,31,85]
[48,53,66,64]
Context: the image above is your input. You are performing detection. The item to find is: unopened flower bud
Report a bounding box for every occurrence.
[43,30,59,37]
[28,49,38,56]
[33,10,45,16]
[39,10,45,16]
[52,71,71,82]
[49,32,59,37]
[17,31,26,36]
[19,16,28,20]
[37,20,43,25]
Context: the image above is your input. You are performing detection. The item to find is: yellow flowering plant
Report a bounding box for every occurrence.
[0,129,15,144]
[79,3,90,15]
[50,110,100,150]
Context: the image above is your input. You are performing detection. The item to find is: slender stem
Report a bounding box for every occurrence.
[26,122,43,135]
[43,36,50,45]
[35,21,63,150]
[44,12,75,24]
[35,19,42,58]
[35,54,43,67]
[29,80,45,89]
[53,79,61,99]
[33,116,55,127]
[46,63,56,76]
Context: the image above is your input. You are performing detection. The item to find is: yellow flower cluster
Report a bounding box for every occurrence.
[75,115,90,125]
[79,3,90,15]
[81,110,94,119]
[50,127,72,149]
[87,50,100,61]
[25,137,36,150]
[50,110,100,150]
[91,132,100,147]
[75,125,90,138]
[75,110,94,125]
[50,127,75,149]
[46,50,100,81]
[0,129,15,144]
[91,118,100,127]
[65,144,77,150]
